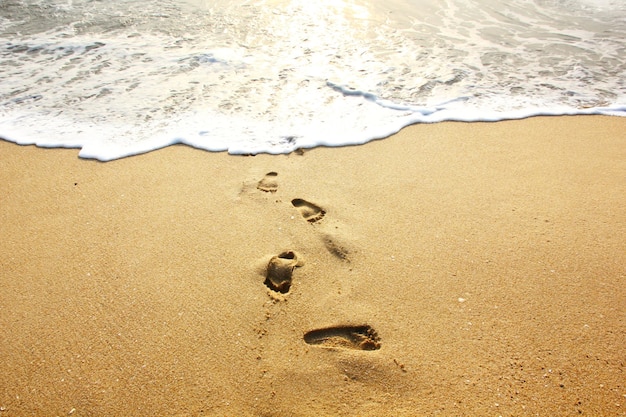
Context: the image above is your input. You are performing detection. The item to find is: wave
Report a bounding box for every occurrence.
[0,0,624,160]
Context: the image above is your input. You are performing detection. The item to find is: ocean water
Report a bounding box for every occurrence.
[1,0,624,160]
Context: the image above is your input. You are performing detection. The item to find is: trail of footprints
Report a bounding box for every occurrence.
[256,172,380,351]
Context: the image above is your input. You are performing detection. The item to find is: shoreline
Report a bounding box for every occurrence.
[1,115,624,416]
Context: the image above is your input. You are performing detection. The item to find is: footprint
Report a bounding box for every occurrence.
[304,325,381,351]
[257,172,278,193]
[264,251,299,294]
[322,234,350,262]
[291,198,325,223]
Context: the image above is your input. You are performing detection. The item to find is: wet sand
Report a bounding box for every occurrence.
[0,116,624,416]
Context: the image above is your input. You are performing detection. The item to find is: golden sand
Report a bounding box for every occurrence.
[1,116,624,416]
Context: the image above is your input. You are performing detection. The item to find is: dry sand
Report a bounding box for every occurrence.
[0,116,624,416]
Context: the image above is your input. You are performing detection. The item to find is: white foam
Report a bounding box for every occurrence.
[0,0,624,160]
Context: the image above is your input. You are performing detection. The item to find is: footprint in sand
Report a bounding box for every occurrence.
[264,251,301,294]
[321,234,350,262]
[257,172,279,193]
[304,325,381,351]
[292,198,326,223]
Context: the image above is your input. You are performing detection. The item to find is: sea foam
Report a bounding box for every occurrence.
[0,0,624,160]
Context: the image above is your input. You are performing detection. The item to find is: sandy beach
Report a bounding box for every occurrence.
[0,115,624,416]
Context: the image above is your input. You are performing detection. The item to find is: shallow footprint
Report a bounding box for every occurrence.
[257,171,278,193]
[264,251,299,294]
[292,198,325,223]
[304,325,381,351]
[322,234,350,262]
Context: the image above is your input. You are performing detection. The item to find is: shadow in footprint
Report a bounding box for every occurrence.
[292,198,325,223]
[304,325,381,351]
[257,172,278,193]
[264,251,299,294]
